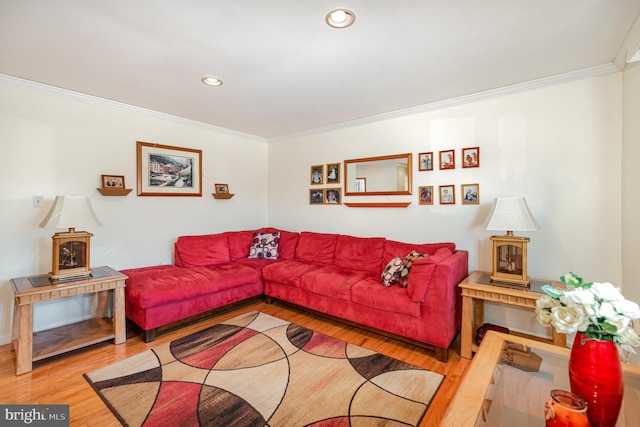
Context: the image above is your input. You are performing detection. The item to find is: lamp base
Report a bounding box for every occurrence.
[49,228,93,282]
[489,277,531,290]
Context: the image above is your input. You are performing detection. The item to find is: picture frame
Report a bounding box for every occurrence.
[418,186,434,205]
[136,141,202,196]
[355,178,366,192]
[439,185,455,204]
[462,147,480,168]
[309,189,324,204]
[310,165,324,185]
[215,183,229,194]
[461,183,480,205]
[326,163,341,184]
[324,188,342,205]
[101,174,125,189]
[439,150,455,170]
[418,152,433,171]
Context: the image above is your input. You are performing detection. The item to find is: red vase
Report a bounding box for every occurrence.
[569,332,623,427]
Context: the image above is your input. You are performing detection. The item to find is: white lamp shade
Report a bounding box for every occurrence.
[39,196,103,229]
[484,196,540,232]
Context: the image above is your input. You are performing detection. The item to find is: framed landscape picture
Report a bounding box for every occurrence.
[136,141,202,196]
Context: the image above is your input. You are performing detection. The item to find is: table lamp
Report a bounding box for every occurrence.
[484,196,540,287]
[39,195,103,281]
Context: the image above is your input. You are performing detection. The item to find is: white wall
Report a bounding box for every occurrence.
[0,79,268,343]
[268,73,623,339]
[622,62,640,364]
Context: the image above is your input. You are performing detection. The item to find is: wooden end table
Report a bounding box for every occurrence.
[10,266,127,375]
[459,271,566,359]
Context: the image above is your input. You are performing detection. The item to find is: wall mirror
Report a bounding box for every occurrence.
[344,153,412,196]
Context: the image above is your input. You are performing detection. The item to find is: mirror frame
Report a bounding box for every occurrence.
[344,153,412,196]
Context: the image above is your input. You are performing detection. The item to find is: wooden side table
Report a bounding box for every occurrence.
[10,266,127,375]
[459,271,566,359]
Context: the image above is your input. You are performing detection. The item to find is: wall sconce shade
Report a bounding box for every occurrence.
[40,196,102,281]
[484,197,539,287]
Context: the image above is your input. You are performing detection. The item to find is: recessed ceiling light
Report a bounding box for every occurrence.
[326,9,355,28]
[201,77,223,86]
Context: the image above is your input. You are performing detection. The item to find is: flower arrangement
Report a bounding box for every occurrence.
[536,272,640,353]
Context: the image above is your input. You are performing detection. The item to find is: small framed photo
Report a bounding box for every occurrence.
[215,183,229,194]
[462,147,480,168]
[418,186,434,205]
[461,183,479,205]
[101,174,125,188]
[355,178,366,192]
[439,150,455,170]
[310,165,324,185]
[309,189,324,204]
[326,163,341,184]
[324,188,342,205]
[418,152,433,171]
[439,185,455,204]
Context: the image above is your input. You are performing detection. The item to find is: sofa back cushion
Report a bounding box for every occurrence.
[294,231,338,264]
[382,240,455,271]
[226,229,266,260]
[264,228,299,260]
[334,235,386,273]
[174,233,230,267]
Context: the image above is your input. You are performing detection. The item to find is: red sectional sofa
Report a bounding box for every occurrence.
[121,227,468,362]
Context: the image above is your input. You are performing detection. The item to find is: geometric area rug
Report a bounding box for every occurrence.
[84,311,444,427]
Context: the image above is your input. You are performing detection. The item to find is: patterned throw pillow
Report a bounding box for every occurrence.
[381,256,404,286]
[398,250,428,287]
[248,232,280,259]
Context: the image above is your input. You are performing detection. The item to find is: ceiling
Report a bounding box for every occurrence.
[1,1,640,141]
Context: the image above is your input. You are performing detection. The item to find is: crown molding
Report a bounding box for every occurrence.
[268,63,620,142]
[0,73,267,143]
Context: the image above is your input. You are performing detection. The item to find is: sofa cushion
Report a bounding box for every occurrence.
[262,259,325,287]
[382,240,455,272]
[248,232,280,259]
[294,232,338,264]
[174,234,230,267]
[333,235,386,273]
[226,229,265,260]
[407,247,453,303]
[264,228,299,260]
[350,278,421,317]
[124,264,261,309]
[381,256,404,286]
[398,250,427,287]
[300,266,374,301]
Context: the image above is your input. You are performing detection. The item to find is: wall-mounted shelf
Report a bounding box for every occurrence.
[97,188,133,196]
[344,202,411,208]
[212,193,235,199]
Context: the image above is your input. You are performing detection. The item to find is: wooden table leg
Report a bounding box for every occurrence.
[552,329,567,348]
[113,286,126,344]
[461,295,473,359]
[14,302,33,375]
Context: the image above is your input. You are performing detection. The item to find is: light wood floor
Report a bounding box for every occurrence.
[0,300,471,426]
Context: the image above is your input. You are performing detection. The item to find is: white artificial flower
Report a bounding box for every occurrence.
[590,282,624,302]
[560,288,596,307]
[550,306,590,335]
[536,295,560,310]
[613,299,640,319]
[606,315,631,332]
[536,307,553,327]
[617,325,640,352]
[596,301,618,320]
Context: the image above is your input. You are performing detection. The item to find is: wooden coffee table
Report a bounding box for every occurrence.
[10,266,127,375]
[459,271,566,359]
